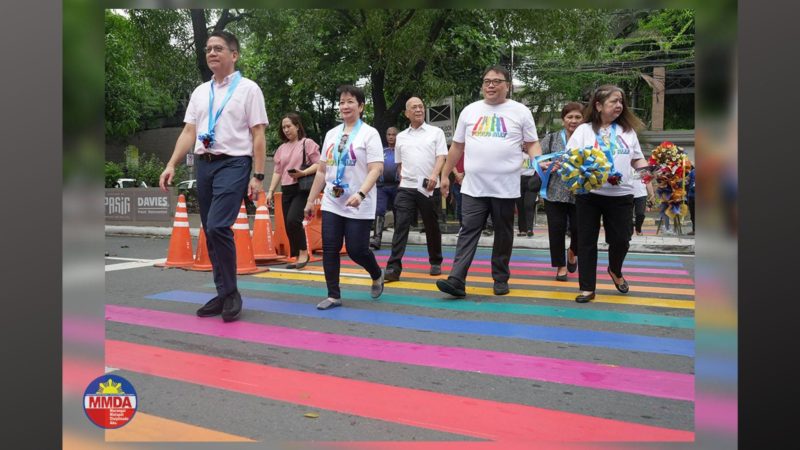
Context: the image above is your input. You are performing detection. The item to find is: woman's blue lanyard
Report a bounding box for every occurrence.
[333,119,363,189]
[533,131,567,201]
[595,123,622,182]
[198,72,242,149]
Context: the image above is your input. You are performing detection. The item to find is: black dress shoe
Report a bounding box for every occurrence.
[436,278,466,298]
[196,295,224,317]
[384,269,401,283]
[222,291,242,323]
[429,264,442,276]
[575,292,595,303]
[607,268,629,293]
[493,281,509,295]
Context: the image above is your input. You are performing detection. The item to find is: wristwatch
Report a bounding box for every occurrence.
[357,191,366,200]
[253,173,265,181]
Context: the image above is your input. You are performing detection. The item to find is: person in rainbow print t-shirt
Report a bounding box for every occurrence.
[437,65,541,298]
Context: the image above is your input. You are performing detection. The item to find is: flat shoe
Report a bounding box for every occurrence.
[555,272,568,282]
[607,268,629,293]
[567,250,577,273]
[575,292,595,303]
[370,269,385,299]
[316,298,342,310]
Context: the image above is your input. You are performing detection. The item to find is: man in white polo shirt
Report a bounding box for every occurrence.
[384,97,448,282]
[437,65,541,298]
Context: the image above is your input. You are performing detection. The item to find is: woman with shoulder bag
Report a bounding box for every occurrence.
[540,102,583,281]
[266,112,320,269]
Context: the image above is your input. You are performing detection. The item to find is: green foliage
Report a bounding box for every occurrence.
[104,161,124,188]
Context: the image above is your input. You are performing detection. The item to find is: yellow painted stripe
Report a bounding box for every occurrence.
[105,412,255,442]
[254,271,695,310]
[333,266,694,297]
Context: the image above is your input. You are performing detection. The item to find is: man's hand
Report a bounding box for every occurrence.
[303,201,315,220]
[425,176,437,191]
[440,177,451,198]
[159,166,175,192]
[454,172,464,184]
[248,177,263,201]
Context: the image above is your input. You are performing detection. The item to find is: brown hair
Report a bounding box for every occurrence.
[583,84,644,133]
[561,102,584,119]
[277,112,307,142]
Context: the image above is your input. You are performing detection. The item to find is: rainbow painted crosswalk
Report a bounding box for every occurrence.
[105,244,695,443]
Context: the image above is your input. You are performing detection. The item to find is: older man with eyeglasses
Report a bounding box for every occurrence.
[159,30,268,323]
[436,65,542,298]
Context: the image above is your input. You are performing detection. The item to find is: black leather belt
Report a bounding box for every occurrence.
[197,152,232,162]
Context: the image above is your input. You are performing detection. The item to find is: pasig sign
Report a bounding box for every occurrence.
[105,188,174,222]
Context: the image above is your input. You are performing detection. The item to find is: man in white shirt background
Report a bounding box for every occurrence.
[384,97,448,282]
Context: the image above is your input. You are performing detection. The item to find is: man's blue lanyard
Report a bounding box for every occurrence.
[332,119,363,189]
[198,72,242,148]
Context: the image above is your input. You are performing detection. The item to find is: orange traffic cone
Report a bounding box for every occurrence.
[189,224,212,271]
[232,201,267,274]
[252,204,283,261]
[271,192,292,258]
[155,194,194,268]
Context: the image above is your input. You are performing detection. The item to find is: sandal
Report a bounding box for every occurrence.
[607,268,629,293]
[316,297,342,310]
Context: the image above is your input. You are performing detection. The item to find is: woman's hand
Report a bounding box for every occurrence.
[344,193,363,208]
[288,169,304,180]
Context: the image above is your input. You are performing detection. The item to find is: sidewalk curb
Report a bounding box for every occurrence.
[106,225,694,255]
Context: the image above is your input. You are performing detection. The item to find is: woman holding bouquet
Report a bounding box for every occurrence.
[566,85,648,303]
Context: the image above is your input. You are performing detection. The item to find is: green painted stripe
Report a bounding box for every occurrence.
[234,281,694,330]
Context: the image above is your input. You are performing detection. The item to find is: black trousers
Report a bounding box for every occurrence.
[688,197,695,231]
[196,156,252,298]
[544,200,577,267]
[386,188,443,274]
[448,194,515,285]
[321,211,382,299]
[576,193,634,292]
[632,196,647,233]
[516,175,537,233]
[281,184,309,256]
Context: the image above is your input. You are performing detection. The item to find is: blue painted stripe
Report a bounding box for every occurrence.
[146,290,695,357]
[236,281,695,329]
[376,249,686,267]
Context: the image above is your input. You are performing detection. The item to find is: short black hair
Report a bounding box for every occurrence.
[336,84,366,105]
[482,65,511,82]
[208,30,240,53]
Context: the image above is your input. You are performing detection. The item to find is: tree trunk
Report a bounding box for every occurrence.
[190,9,211,81]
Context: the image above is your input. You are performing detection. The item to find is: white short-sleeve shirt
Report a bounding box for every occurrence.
[566,123,645,197]
[319,122,384,219]
[453,99,538,198]
[395,123,448,189]
[184,72,269,156]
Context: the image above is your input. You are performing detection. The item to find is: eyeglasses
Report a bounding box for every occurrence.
[482,78,508,87]
[204,45,230,54]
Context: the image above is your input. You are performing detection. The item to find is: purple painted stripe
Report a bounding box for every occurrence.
[106,305,693,401]
[372,256,690,275]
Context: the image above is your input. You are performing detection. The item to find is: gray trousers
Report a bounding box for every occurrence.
[448,194,516,286]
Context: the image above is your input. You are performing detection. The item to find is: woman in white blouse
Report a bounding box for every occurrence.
[565,85,648,303]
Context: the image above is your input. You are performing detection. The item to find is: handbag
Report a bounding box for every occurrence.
[528,172,542,193]
[297,139,315,192]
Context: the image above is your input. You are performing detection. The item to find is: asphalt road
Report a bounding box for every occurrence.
[103,235,695,444]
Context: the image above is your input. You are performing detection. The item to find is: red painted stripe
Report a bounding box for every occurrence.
[340,259,693,285]
[106,340,693,442]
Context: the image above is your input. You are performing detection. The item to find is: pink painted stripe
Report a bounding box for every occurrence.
[373,255,690,275]
[106,305,693,401]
